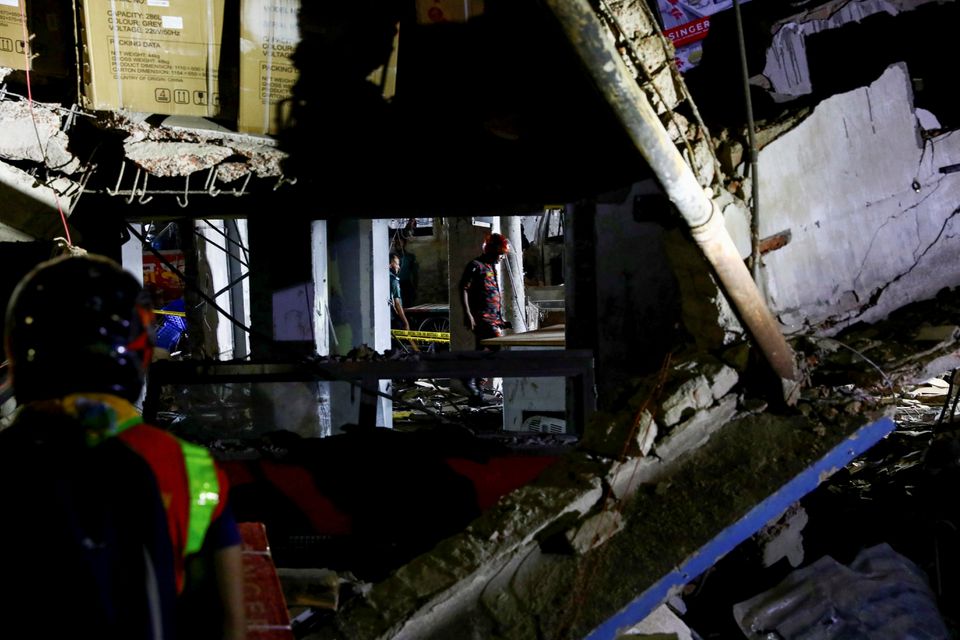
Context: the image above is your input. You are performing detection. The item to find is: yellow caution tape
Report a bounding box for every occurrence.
[391,329,450,343]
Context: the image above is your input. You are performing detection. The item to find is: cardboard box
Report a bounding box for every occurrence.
[78,0,224,116]
[0,0,28,70]
[238,0,299,135]
[415,0,484,24]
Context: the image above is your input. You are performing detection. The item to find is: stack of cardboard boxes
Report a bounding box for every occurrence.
[1,0,301,135]
[238,0,298,134]
[77,0,227,117]
[77,0,299,133]
[4,1,477,136]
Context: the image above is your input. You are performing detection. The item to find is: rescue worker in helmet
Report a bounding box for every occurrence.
[0,254,244,639]
[458,233,510,406]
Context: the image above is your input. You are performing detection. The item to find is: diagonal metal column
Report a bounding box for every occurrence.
[544,0,798,381]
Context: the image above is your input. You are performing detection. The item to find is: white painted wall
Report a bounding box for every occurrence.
[328,218,392,430]
[757,63,960,333]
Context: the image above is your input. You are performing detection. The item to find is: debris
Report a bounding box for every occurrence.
[733,543,950,639]
[755,503,808,568]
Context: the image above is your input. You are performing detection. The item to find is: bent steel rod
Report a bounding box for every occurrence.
[544,0,798,380]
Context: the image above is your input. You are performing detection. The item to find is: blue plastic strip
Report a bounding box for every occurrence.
[585,415,897,640]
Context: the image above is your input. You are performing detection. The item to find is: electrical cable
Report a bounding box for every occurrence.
[192,226,250,268]
[200,219,251,264]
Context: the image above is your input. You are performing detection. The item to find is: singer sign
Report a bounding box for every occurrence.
[657,0,751,71]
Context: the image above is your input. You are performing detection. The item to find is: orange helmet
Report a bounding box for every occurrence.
[482,233,510,256]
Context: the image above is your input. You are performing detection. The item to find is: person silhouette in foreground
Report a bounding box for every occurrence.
[1,253,244,639]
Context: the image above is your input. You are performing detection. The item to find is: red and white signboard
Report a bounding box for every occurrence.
[143,250,186,308]
[657,0,751,71]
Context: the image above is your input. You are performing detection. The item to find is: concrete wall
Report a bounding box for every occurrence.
[756,63,960,333]
[396,221,449,307]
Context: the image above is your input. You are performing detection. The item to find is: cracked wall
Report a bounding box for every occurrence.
[754,62,960,333]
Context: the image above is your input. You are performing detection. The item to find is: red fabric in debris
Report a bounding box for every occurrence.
[445,456,560,511]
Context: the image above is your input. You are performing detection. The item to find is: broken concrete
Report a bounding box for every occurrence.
[617,604,694,640]
[104,111,287,179]
[298,271,960,640]
[303,406,891,640]
[755,503,808,568]
[754,63,960,334]
[654,394,738,462]
[123,141,234,178]
[0,220,32,242]
[0,100,79,174]
[754,0,940,103]
[658,358,738,427]
[0,159,81,239]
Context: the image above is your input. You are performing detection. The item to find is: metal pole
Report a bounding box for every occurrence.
[731,0,762,283]
[225,219,249,359]
[544,0,798,380]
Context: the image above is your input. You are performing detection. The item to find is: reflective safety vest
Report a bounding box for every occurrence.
[62,393,224,590]
[178,438,221,556]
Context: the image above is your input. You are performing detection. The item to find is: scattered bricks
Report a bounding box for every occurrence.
[659,358,739,427]
[655,394,738,463]
[565,510,625,554]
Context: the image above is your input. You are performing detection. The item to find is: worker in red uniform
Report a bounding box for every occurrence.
[1,254,244,639]
[458,233,511,406]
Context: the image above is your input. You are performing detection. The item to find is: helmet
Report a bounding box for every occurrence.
[4,254,155,403]
[482,233,510,256]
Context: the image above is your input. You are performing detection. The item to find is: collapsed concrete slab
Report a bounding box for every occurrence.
[0,100,79,174]
[303,407,895,640]
[0,159,81,239]
[754,0,940,103]
[754,63,960,334]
